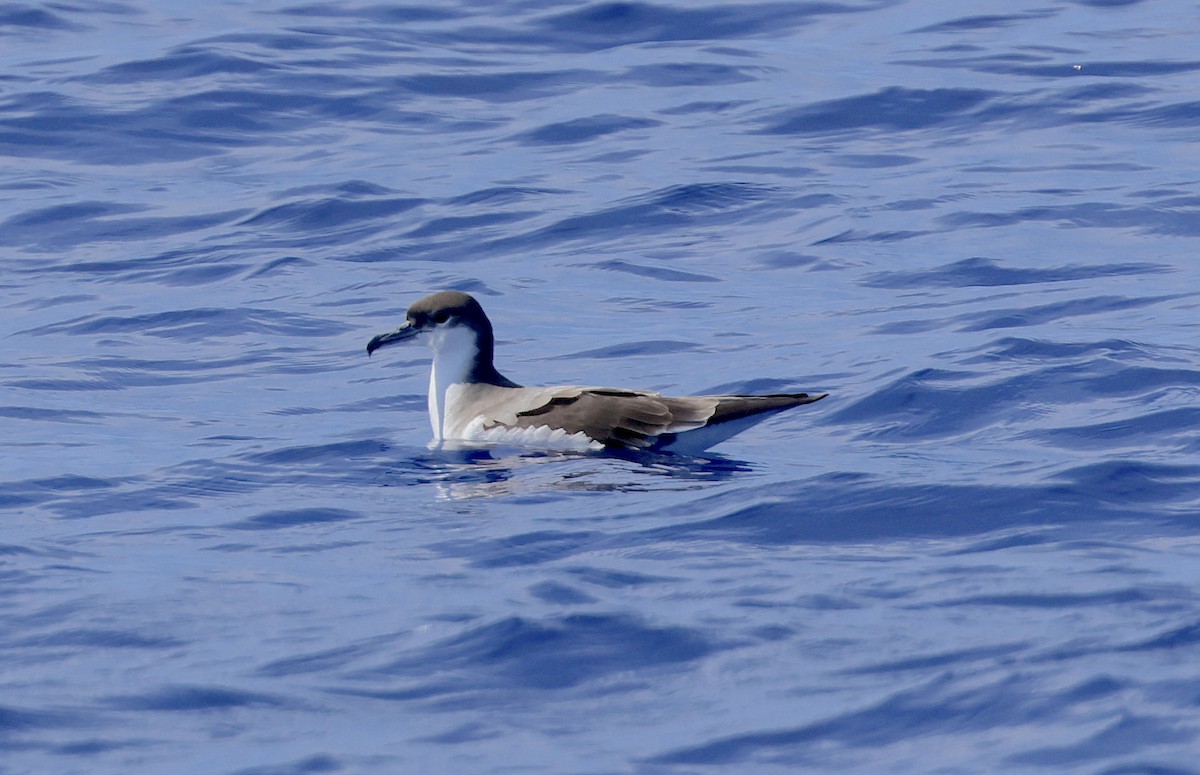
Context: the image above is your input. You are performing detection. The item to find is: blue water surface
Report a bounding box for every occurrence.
[3,1,1200,773]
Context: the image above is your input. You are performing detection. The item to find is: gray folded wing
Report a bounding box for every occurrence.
[508,388,826,450]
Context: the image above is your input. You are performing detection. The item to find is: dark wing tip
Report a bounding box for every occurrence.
[705,392,828,425]
[760,392,829,405]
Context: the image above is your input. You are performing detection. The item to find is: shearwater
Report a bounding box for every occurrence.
[367,291,827,453]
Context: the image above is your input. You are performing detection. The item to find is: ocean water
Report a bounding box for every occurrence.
[3,0,1200,773]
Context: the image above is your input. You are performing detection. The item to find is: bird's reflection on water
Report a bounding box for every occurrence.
[402,442,755,500]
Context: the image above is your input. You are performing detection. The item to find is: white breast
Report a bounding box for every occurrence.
[426,325,485,441]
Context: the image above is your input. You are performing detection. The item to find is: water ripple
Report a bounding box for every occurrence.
[4,1,1200,772]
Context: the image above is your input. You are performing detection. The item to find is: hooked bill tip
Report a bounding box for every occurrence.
[366,323,418,357]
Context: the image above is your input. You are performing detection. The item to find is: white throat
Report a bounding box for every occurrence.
[426,325,482,440]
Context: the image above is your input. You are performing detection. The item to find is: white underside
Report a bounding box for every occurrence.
[440,382,607,451]
[423,327,602,451]
[439,382,781,454]
[422,325,782,454]
[652,411,782,454]
[462,417,604,452]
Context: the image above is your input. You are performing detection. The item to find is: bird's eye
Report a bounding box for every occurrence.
[432,310,450,325]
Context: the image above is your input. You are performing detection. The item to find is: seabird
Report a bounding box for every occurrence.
[366,291,827,454]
